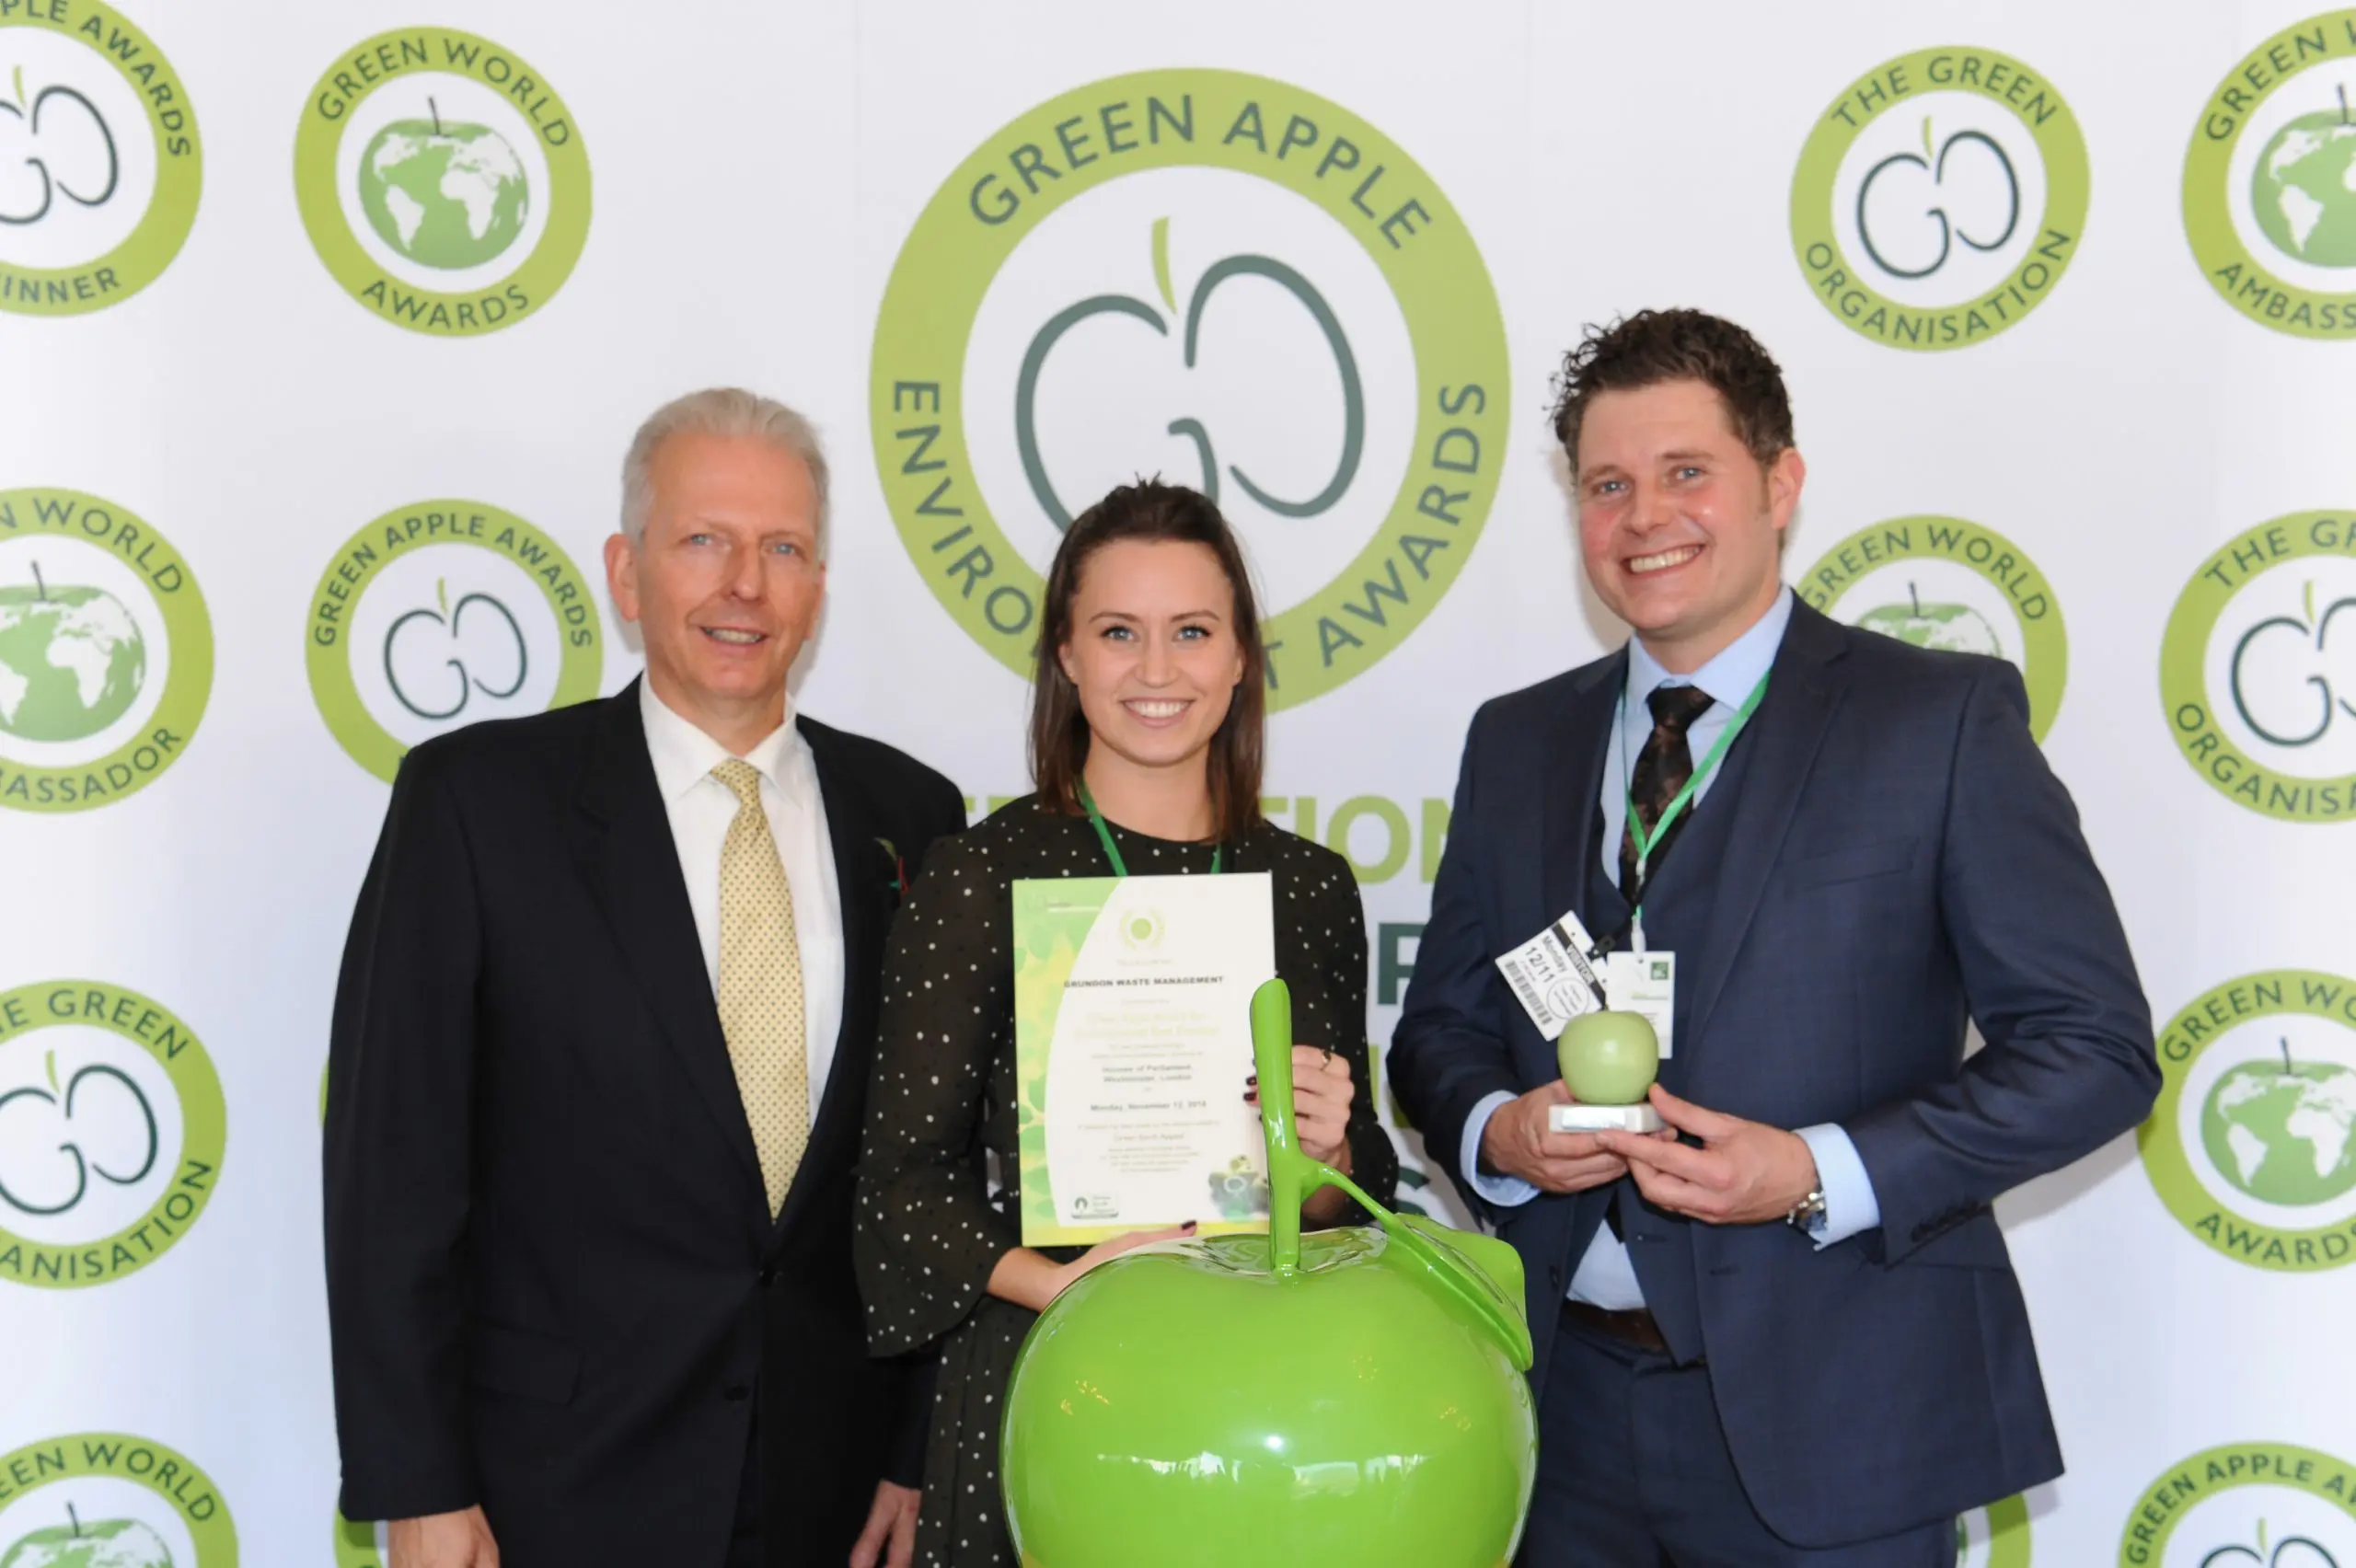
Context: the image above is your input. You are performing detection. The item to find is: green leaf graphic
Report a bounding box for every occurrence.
[1151,216,1175,314]
[1922,116,1934,161]
[44,1049,58,1095]
[436,576,450,617]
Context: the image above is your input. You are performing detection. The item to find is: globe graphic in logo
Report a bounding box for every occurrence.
[2251,109,2356,268]
[357,102,529,270]
[1856,583,2004,659]
[0,1505,173,1568]
[0,571,146,743]
[2200,1044,2356,1207]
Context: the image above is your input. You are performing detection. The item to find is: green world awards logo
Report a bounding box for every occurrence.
[2161,512,2356,821]
[306,501,602,782]
[1958,1494,2033,1568]
[0,1,199,316]
[0,1435,236,1566]
[2119,1444,2354,1565]
[1792,48,2087,349]
[2184,12,2356,337]
[332,1510,382,1568]
[1798,516,2066,740]
[0,983,224,1290]
[0,490,211,813]
[871,69,1508,708]
[294,29,589,335]
[2140,971,2356,1273]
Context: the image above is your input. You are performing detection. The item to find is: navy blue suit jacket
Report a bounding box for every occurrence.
[1390,602,2157,1547]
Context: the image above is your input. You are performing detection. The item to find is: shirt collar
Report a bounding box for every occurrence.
[638,678,800,803]
[1626,584,1795,710]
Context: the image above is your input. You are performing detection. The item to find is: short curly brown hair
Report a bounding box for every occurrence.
[1548,309,1795,471]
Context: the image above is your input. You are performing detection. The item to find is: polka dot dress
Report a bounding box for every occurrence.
[853,795,1397,1567]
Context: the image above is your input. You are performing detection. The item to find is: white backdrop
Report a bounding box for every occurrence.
[3,2,2352,1563]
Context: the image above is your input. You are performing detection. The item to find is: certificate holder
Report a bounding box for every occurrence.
[1011,868,1276,1246]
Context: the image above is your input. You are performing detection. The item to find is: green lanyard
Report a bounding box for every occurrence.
[1621,668,1771,940]
[1077,780,1224,878]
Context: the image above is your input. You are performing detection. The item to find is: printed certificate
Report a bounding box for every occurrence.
[1011,871,1276,1246]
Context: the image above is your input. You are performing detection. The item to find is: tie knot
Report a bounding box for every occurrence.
[711,757,764,809]
[1647,683,1715,733]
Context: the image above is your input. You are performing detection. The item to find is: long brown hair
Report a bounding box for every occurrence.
[1028,480,1267,841]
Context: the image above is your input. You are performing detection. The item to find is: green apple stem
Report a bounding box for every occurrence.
[429,96,444,135]
[2339,85,2350,126]
[1909,581,1923,617]
[30,560,47,601]
[67,1502,81,1538]
[2281,1035,2295,1072]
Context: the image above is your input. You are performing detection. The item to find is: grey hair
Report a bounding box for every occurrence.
[620,387,831,553]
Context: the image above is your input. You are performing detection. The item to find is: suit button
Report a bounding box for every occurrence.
[724,1384,752,1402]
[756,1266,776,1287]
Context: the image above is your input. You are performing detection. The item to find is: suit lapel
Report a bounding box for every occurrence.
[572,681,767,1211]
[1540,652,1625,1037]
[769,716,892,1240]
[1680,603,1851,1048]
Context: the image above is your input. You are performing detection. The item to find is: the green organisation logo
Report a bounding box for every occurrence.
[872,69,1509,709]
[1792,47,2086,349]
[1958,1493,2033,1568]
[295,28,589,336]
[333,1509,383,1568]
[2119,1443,2355,1565]
[0,1434,237,1566]
[0,0,200,316]
[2185,11,2356,337]
[2162,512,2356,822]
[306,501,602,783]
[2140,970,2356,1273]
[1797,516,2067,741]
[0,489,211,813]
[0,982,224,1290]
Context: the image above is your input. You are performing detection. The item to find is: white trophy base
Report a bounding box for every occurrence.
[1550,1102,1664,1134]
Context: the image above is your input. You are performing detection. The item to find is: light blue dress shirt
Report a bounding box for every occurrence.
[1459,587,1880,1309]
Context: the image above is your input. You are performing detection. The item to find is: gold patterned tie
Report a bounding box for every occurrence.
[712,758,809,1217]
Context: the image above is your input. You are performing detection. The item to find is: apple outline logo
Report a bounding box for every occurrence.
[2197,1516,2341,1566]
[1856,581,2007,660]
[2249,84,2356,270]
[0,1499,175,1568]
[380,576,527,723]
[0,1048,158,1219]
[1014,218,1364,532]
[0,66,118,226]
[354,95,529,272]
[2229,578,2356,749]
[1855,116,2021,282]
[2199,1033,2356,1207]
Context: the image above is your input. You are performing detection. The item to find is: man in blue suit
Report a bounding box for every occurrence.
[1390,309,2157,1566]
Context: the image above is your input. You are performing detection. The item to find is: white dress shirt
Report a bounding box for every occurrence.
[640,680,845,1124]
[1460,588,1881,1309]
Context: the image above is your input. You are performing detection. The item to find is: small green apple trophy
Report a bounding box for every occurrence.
[1549,1006,1664,1135]
[1000,978,1539,1566]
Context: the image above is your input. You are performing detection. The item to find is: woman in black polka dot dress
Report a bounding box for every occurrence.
[854,480,1397,1567]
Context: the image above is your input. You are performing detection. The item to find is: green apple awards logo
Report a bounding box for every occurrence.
[2140,970,2356,1273]
[2183,12,2356,336]
[295,29,588,335]
[2119,1444,2354,1565]
[1798,515,2067,740]
[1958,1494,2033,1568]
[0,983,224,1290]
[0,489,211,813]
[0,1435,236,1567]
[306,501,602,782]
[1792,47,2086,348]
[2161,512,2356,821]
[0,1,199,316]
[872,69,1508,708]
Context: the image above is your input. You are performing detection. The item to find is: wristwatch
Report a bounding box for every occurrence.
[1785,1185,1828,1236]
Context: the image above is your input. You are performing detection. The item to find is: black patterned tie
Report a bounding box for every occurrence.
[1619,683,1717,911]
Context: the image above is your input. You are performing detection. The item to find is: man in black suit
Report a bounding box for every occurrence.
[1391,311,2157,1564]
[325,388,966,1568]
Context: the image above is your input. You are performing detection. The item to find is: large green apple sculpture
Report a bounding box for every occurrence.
[1001,979,1538,1566]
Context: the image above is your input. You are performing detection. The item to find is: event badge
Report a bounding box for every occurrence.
[1602,950,1676,1060]
[1011,871,1276,1246]
[1495,909,1608,1040]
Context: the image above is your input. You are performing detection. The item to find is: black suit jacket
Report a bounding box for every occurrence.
[1391,603,2159,1547]
[325,679,966,1566]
